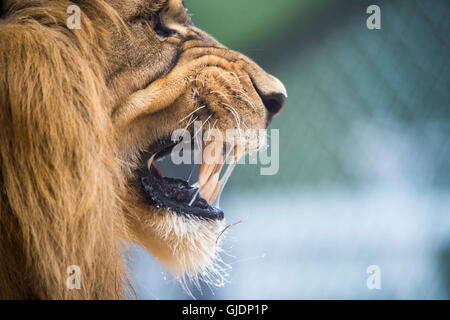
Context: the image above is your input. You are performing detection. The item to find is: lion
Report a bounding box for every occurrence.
[0,0,286,299]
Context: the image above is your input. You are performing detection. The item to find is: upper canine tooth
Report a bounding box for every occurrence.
[200,172,220,203]
[208,180,221,204]
[199,163,215,186]
[199,141,223,186]
[204,140,223,164]
[234,145,245,163]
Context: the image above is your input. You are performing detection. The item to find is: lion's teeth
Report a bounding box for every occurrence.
[200,172,220,204]
[199,141,223,186]
[234,144,245,163]
[208,181,221,204]
[147,153,157,170]
[199,163,215,186]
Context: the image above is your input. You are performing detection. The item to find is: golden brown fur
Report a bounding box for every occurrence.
[0,0,286,299]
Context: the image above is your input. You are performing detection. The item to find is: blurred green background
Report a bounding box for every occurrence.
[131,0,450,299]
[185,0,450,190]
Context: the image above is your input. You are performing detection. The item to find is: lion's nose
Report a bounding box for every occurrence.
[248,70,287,122]
[261,92,286,120]
[240,55,287,121]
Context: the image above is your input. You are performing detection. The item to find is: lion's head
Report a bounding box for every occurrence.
[0,0,286,299]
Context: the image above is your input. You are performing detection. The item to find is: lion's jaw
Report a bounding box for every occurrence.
[105,0,287,282]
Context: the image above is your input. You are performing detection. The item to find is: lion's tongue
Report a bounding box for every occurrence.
[198,142,244,205]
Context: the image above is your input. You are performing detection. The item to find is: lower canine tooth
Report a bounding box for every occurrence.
[147,153,157,170]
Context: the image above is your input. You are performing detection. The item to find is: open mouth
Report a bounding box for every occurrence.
[138,137,241,220]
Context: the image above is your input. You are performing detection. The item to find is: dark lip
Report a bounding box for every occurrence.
[136,137,224,221]
[142,136,179,162]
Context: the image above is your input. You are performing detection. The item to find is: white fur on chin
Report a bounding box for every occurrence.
[139,210,230,291]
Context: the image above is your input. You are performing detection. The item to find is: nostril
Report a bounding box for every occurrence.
[262,93,286,120]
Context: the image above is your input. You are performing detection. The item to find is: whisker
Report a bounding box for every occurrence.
[188,188,200,206]
[178,105,206,123]
[210,90,232,103]
[194,115,212,138]
[220,71,242,86]
[235,94,259,114]
[221,102,245,136]
[221,76,244,86]
[189,78,205,88]
[213,90,258,115]
[216,220,246,245]
[181,115,198,138]
[227,87,262,116]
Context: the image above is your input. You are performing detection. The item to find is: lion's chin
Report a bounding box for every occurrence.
[135,209,227,284]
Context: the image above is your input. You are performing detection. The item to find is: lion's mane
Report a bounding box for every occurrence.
[0,1,131,299]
